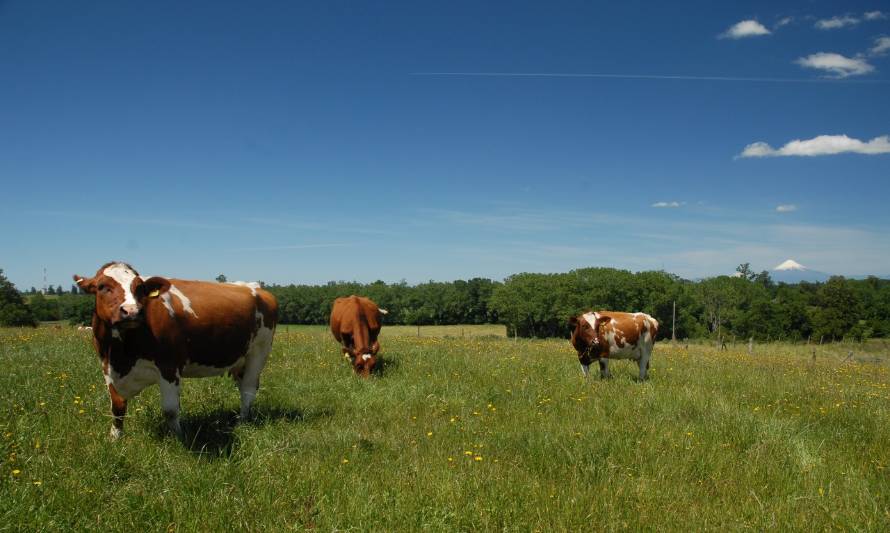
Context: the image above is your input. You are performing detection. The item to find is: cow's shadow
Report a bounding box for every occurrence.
[155,405,332,460]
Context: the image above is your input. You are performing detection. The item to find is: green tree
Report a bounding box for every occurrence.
[216,274,227,283]
[28,292,60,321]
[0,269,37,327]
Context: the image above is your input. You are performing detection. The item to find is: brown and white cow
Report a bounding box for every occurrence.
[569,311,659,380]
[73,262,278,439]
[330,295,387,377]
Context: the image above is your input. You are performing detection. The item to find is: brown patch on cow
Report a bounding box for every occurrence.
[330,295,385,377]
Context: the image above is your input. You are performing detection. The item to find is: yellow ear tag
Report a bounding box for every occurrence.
[148,290,160,298]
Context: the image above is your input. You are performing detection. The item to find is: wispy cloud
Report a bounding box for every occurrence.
[414,72,890,84]
[227,243,353,252]
[29,210,230,230]
[795,52,874,78]
[815,15,861,29]
[775,17,794,29]
[864,11,886,21]
[776,204,798,213]
[738,134,890,158]
[870,37,890,56]
[719,19,771,39]
[418,207,603,232]
[652,201,683,208]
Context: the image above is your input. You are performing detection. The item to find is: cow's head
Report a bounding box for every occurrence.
[73,262,170,328]
[569,313,610,364]
[341,330,380,378]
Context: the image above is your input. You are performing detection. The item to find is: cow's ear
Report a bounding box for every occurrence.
[597,316,612,327]
[73,275,96,294]
[141,276,171,299]
[568,316,579,329]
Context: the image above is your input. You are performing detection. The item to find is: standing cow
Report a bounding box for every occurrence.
[330,295,387,377]
[74,262,278,439]
[568,311,659,380]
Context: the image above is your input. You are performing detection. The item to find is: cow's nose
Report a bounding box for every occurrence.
[119,304,139,318]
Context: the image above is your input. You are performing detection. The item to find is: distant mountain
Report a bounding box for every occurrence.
[770,259,831,284]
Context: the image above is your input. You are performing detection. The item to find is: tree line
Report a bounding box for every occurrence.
[1,266,888,343]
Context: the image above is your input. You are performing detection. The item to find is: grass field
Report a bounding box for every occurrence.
[1,325,889,531]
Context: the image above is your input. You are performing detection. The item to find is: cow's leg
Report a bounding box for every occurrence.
[239,333,273,420]
[158,377,183,437]
[599,359,611,379]
[638,349,651,381]
[580,363,590,377]
[108,383,127,440]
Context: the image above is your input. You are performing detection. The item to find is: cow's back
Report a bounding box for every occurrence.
[592,311,658,359]
[146,279,277,368]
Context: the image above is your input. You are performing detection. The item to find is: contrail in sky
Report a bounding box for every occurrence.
[414,72,890,84]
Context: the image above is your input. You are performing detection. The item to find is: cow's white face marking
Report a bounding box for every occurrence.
[582,312,598,328]
[362,353,372,361]
[103,264,139,307]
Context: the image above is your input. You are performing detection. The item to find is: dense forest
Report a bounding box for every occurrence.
[2,266,888,342]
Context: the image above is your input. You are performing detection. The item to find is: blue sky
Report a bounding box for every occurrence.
[2,0,889,289]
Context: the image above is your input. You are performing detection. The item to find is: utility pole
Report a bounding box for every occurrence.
[42,267,47,294]
[671,300,676,342]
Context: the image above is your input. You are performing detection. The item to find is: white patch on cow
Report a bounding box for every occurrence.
[103,263,139,307]
[581,363,590,377]
[182,357,245,378]
[107,359,160,399]
[362,353,372,361]
[379,308,389,315]
[582,312,598,328]
[109,426,123,440]
[229,281,260,296]
[160,292,176,317]
[168,285,198,318]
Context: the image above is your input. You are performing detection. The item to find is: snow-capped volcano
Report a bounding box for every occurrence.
[771,259,830,283]
[774,259,807,271]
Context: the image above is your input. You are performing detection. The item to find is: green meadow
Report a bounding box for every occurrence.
[1,325,888,531]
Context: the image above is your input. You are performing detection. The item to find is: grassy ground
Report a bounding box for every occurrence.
[1,325,888,531]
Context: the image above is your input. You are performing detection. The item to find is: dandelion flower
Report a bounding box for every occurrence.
[11,469,21,476]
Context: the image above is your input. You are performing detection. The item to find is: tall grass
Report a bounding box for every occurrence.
[1,326,888,530]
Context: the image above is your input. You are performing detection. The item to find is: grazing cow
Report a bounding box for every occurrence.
[73,262,278,439]
[568,311,659,380]
[330,295,387,377]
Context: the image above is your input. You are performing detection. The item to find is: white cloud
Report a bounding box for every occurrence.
[795,52,874,78]
[815,15,861,29]
[739,134,890,158]
[871,37,890,56]
[776,204,797,213]
[775,17,794,28]
[652,201,682,208]
[864,11,886,21]
[719,20,771,39]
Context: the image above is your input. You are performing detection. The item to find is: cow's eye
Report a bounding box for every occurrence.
[98,284,106,292]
